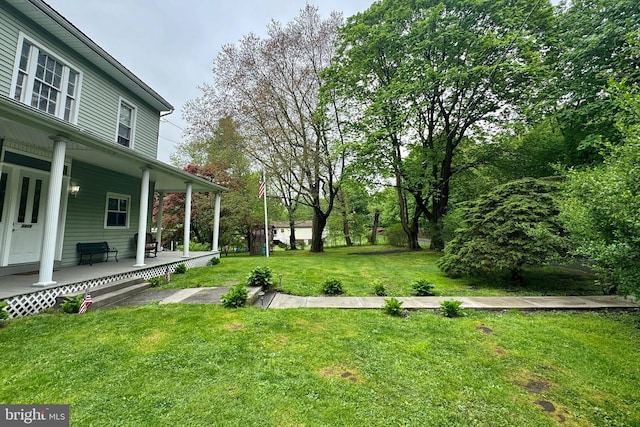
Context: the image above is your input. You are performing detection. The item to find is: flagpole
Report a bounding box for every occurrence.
[262,169,269,258]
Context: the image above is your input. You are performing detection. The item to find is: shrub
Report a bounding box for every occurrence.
[177,242,212,251]
[322,278,344,295]
[174,263,187,274]
[221,284,249,308]
[412,279,436,296]
[384,297,404,316]
[373,280,387,296]
[384,223,408,247]
[148,277,162,287]
[278,242,290,250]
[190,242,211,251]
[561,109,640,297]
[440,299,466,318]
[208,257,220,266]
[0,301,9,322]
[61,295,83,314]
[438,178,569,282]
[246,266,273,288]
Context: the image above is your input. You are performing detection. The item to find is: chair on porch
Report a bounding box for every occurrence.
[134,233,158,258]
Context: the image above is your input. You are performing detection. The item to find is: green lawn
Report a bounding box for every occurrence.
[167,245,600,296]
[1,306,638,426]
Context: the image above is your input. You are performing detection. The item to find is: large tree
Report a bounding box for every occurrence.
[550,0,640,165]
[561,78,640,297]
[184,5,346,252]
[163,118,268,253]
[324,0,554,250]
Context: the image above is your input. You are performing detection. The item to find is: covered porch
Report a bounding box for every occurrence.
[1,250,217,317]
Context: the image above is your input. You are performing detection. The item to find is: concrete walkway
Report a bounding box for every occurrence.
[122,288,638,311]
[268,294,638,310]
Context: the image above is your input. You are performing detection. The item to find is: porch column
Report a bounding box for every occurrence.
[34,138,66,287]
[212,192,221,252]
[156,191,164,252]
[182,182,192,258]
[134,167,150,267]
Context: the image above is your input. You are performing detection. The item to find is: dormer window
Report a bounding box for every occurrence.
[117,100,136,147]
[12,34,81,123]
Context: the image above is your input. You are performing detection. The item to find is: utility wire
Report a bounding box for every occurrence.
[161,118,186,131]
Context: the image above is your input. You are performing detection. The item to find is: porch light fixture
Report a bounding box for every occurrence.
[70,185,80,197]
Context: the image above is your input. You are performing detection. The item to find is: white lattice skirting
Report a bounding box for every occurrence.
[3,255,213,318]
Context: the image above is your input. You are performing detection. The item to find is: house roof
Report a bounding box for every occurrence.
[271,221,314,229]
[5,0,173,113]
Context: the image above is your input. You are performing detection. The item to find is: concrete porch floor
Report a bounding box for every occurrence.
[0,251,216,300]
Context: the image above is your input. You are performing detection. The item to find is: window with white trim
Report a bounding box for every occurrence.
[105,193,130,228]
[117,100,136,147]
[12,35,81,123]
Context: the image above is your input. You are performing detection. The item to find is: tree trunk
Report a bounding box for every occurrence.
[337,189,352,246]
[407,210,421,250]
[429,219,445,251]
[369,209,380,244]
[396,183,422,251]
[287,209,298,251]
[310,210,327,252]
[288,219,297,250]
[342,211,353,246]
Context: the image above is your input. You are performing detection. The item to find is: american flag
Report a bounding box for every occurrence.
[79,292,92,314]
[258,171,265,199]
[165,266,171,283]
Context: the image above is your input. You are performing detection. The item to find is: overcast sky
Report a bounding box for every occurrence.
[44,0,375,164]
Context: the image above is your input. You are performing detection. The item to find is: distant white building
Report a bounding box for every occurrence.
[271,221,328,246]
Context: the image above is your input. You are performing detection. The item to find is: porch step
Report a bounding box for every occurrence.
[56,277,149,310]
[91,282,151,309]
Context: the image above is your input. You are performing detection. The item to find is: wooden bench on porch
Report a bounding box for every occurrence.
[77,242,118,265]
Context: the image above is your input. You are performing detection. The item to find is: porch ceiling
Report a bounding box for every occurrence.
[0,96,226,194]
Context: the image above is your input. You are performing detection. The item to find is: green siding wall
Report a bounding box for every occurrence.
[62,160,155,266]
[0,5,20,96]
[0,4,161,159]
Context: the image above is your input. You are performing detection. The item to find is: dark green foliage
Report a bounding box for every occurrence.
[277,242,290,250]
[440,300,465,318]
[551,0,640,166]
[220,284,249,308]
[148,277,161,288]
[384,224,408,247]
[246,266,273,289]
[61,296,83,314]
[208,257,220,266]
[561,80,640,297]
[373,281,387,296]
[174,264,187,274]
[326,0,554,250]
[0,301,9,322]
[383,297,404,317]
[438,178,569,280]
[321,278,344,295]
[412,279,436,296]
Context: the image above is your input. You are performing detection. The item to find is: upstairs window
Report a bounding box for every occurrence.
[117,100,136,147]
[12,35,81,123]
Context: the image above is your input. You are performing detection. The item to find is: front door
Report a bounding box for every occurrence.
[8,171,47,264]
